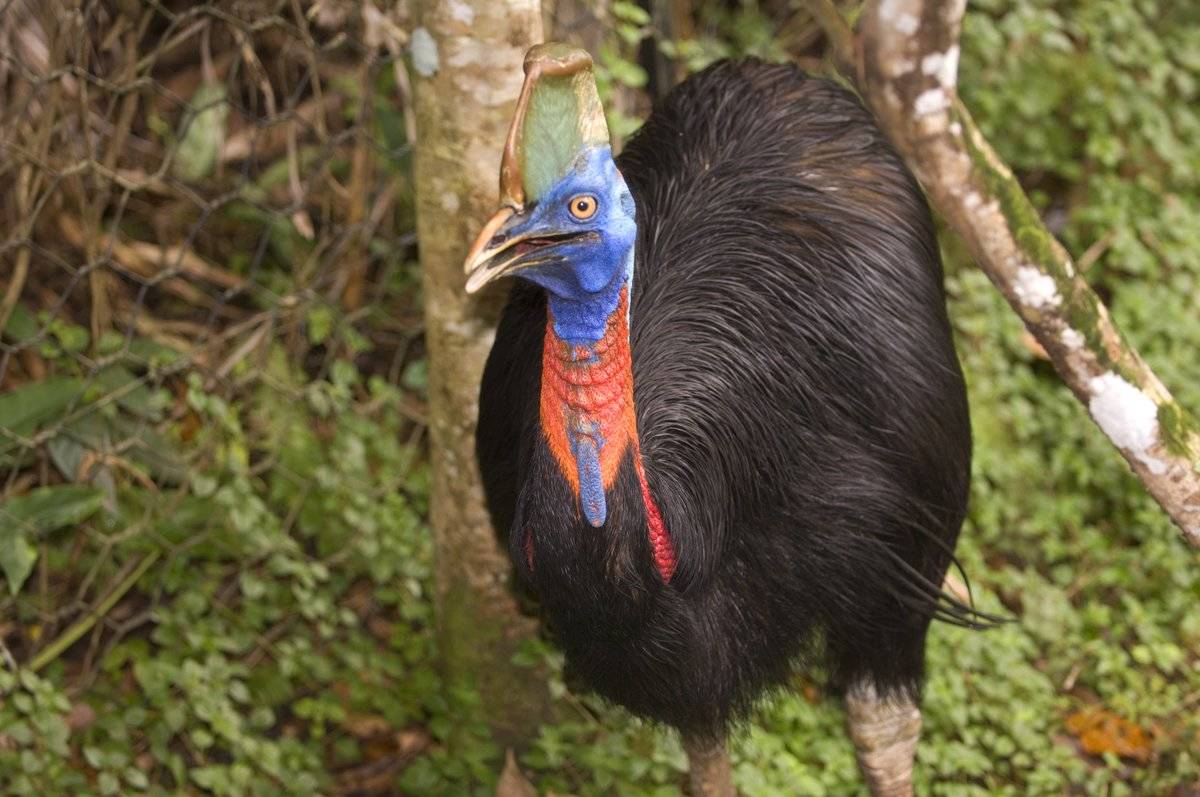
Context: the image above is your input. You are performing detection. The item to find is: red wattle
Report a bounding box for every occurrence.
[539,286,677,582]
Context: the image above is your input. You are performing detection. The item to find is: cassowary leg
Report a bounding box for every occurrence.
[845,681,922,797]
[683,734,736,797]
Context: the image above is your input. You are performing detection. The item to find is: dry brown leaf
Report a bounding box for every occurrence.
[66,702,97,732]
[1066,707,1153,763]
[340,712,391,739]
[367,617,394,641]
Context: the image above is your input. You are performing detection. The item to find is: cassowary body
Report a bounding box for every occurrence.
[467,46,971,795]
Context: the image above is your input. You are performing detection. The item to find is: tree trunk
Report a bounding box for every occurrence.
[412,0,552,747]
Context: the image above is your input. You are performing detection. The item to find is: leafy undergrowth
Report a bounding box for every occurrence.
[0,329,441,795]
[5,263,1196,794]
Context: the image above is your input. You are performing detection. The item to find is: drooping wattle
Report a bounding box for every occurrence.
[539,287,677,581]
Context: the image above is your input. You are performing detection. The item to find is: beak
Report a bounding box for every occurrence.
[462,206,516,291]
[463,206,595,294]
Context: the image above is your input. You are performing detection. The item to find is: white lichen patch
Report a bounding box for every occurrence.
[1088,372,1167,475]
[878,0,905,21]
[921,45,960,87]
[963,191,982,210]
[878,0,921,33]
[448,317,495,347]
[410,27,439,77]
[884,57,916,78]
[443,39,527,106]
[447,0,475,25]
[1060,326,1085,350]
[1013,265,1061,309]
[949,121,963,136]
[914,88,949,116]
[895,12,921,34]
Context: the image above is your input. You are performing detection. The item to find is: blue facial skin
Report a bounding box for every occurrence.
[507,146,637,345]
[504,146,638,525]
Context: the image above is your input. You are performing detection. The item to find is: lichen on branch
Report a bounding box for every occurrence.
[805,0,1200,545]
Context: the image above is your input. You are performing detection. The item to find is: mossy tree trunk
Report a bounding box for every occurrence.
[807,0,1200,545]
[412,0,552,747]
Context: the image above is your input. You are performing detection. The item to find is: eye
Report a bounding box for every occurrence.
[567,194,598,220]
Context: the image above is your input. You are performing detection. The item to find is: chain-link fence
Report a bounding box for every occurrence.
[0,2,696,790]
[0,1,436,792]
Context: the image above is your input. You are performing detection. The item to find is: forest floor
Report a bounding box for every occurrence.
[3,247,1197,796]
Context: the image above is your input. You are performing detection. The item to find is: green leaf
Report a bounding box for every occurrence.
[306,305,335,346]
[605,57,648,89]
[400,360,427,392]
[1,302,39,344]
[173,82,229,182]
[0,532,36,597]
[49,321,89,353]
[0,377,86,438]
[95,366,168,420]
[0,485,105,593]
[612,0,651,25]
[1,485,105,536]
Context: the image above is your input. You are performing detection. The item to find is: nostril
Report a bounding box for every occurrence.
[488,233,507,248]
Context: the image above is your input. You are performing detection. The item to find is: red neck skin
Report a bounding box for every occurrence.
[538,287,677,581]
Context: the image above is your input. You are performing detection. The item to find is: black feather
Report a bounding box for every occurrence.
[476,60,978,737]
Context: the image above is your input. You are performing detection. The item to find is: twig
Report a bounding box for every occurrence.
[803,0,859,80]
[28,549,160,672]
[0,637,16,671]
[57,214,246,300]
[210,314,273,384]
[0,156,39,334]
[338,53,377,310]
[0,245,29,334]
[1077,229,1115,272]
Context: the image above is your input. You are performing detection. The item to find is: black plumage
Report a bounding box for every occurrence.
[476,60,974,739]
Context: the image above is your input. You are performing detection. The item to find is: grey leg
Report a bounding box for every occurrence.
[683,734,736,797]
[844,681,922,797]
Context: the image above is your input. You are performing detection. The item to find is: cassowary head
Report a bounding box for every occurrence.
[464,44,636,329]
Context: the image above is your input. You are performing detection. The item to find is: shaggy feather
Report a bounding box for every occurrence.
[476,60,975,736]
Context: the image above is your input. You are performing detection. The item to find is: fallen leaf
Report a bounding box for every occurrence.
[341,712,391,740]
[1066,707,1153,763]
[367,617,394,641]
[66,702,96,732]
[395,728,430,756]
[334,727,430,795]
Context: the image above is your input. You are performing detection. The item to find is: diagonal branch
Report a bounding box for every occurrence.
[806,0,1200,545]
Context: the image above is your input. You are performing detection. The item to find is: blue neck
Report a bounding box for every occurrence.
[547,247,634,345]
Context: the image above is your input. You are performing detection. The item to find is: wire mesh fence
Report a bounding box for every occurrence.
[3,1,876,792]
[0,1,435,792]
[0,2,679,790]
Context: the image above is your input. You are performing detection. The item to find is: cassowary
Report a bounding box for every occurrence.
[464,44,980,796]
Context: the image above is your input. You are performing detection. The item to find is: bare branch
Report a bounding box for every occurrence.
[807,0,1200,544]
[806,0,859,80]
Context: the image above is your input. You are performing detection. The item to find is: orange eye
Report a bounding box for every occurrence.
[568,194,598,220]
